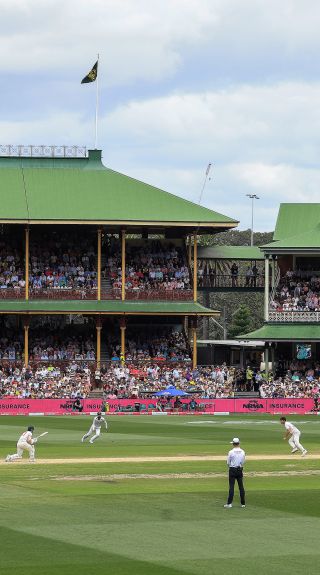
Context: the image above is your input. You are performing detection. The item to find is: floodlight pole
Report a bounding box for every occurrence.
[246,194,259,246]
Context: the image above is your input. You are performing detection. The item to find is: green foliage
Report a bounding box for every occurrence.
[200,292,264,339]
[228,303,252,338]
[198,228,272,337]
[199,228,273,247]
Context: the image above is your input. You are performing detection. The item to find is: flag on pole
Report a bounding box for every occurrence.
[81,61,98,84]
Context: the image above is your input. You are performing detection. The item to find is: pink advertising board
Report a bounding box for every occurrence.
[0,397,316,415]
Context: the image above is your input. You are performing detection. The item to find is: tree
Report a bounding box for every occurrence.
[197,228,273,338]
[228,304,252,338]
[199,229,273,247]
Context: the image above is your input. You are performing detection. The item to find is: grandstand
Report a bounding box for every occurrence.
[0,145,238,372]
[240,203,320,370]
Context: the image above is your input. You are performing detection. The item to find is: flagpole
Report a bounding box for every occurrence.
[95,54,99,149]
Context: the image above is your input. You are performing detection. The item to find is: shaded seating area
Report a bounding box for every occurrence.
[197,245,265,290]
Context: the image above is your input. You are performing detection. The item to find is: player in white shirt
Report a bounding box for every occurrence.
[81,412,108,444]
[224,437,246,508]
[280,417,307,456]
[5,426,37,462]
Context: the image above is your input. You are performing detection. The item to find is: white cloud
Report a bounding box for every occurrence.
[100,81,320,229]
[0,0,216,83]
[1,0,320,85]
[2,1,320,231]
[104,82,320,166]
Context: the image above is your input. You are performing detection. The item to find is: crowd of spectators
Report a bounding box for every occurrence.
[98,363,235,399]
[271,268,320,312]
[0,363,92,399]
[0,358,319,403]
[109,329,191,363]
[108,239,191,294]
[29,331,96,362]
[0,333,23,361]
[259,360,320,399]
[0,243,25,293]
[29,234,97,293]
[0,330,96,363]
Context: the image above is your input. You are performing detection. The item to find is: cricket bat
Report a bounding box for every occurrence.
[35,431,49,440]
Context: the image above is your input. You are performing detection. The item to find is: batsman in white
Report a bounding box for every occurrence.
[5,426,38,462]
[280,416,308,456]
[81,412,108,444]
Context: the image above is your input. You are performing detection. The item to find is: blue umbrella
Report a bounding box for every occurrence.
[154,386,189,397]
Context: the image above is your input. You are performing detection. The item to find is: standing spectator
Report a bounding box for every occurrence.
[246,366,253,391]
[230,263,239,287]
[251,264,258,287]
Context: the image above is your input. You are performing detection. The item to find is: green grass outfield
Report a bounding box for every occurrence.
[0,414,319,575]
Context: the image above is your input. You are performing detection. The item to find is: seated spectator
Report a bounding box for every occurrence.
[272,268,320,312]
[107,238,191,297]
[28,232,97,296]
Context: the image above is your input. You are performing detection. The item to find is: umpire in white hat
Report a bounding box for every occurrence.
[224,437,246,508]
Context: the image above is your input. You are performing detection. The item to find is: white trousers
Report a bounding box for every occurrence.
[9,440,35,461]
[82,425,101,443]
[288,432,305,453]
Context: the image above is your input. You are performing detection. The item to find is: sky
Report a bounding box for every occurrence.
[1,0,320,231]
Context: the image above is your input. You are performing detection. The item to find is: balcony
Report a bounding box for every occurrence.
[28,288,98,300]
[0,288,26,299]
[198,274,266,289]
[0,287,193,302]
[112,289,193,301]
[268,310,320,322]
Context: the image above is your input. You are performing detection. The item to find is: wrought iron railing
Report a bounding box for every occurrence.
[269,310,320,322]
[0,287,193,302]
[0,288,26,299]
[0,145,87,158]
[198,274,266,288]
[124,289,193,301]
[29,288,97,300]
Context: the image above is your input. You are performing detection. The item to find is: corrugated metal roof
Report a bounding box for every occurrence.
[238,323,320,340]
[273,203,320,240]
[0,299,218,315]
[0,152,237,227]
[262,225,320,250]
[198,245,264,260]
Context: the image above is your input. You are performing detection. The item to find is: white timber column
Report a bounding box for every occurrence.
[193,232,198,302]
[121,230,126,301]
[97,229,102,301]
[188,235,192,268]
[264,346,269,376]
[264,255,270,321]
[25,227,29,301]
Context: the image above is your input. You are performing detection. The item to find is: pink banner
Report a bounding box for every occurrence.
[0,397,316,415]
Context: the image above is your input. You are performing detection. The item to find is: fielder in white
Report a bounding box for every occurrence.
[280,417,307,456]
[5,426,37,462]
[81,412,108,444]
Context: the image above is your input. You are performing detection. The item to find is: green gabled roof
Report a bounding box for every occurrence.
[0,151,237,228]
[0,299,218,315]
[262,225,320,251]
[238,323,320,341]
[273,203,320,241]
[198,245,264,260]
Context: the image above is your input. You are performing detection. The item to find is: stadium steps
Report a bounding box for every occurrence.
[100,338,110,364]
[101,252,112,293]
[234,392,260,398]
[88,389,104,399]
